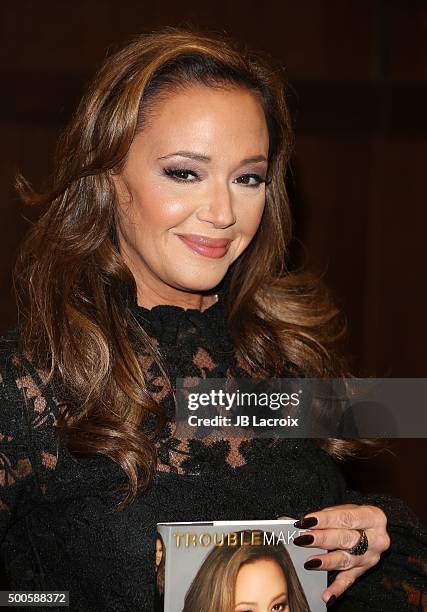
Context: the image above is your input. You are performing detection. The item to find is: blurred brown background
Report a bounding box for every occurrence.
[1,1,426,524]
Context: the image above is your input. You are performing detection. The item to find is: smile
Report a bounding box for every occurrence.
[175,234,231,259]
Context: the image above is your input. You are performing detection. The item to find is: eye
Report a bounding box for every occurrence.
[234,173,266,187]
[272,603,287,611]
[163,167,200,182]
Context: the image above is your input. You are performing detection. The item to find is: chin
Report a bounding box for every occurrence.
[171,272,226,294]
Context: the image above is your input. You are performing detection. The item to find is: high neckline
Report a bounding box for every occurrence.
[135,291,220,317]
[130,278,229,346]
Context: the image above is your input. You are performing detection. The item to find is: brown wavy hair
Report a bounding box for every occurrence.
[183,529,309,611]
[14,26,374,509]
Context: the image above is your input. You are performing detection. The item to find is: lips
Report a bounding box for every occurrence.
[176,234,231,248]
[175,233,232,259]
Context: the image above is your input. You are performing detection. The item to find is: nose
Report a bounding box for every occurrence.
[196,180,236,228]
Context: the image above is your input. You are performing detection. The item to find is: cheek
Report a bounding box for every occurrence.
[128,181,196,230]
[236,198,265,240]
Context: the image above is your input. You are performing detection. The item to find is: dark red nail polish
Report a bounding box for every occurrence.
[294,516,318,529]
[304,558,322,570]
[294,534,314,546]
[326,595,337,607]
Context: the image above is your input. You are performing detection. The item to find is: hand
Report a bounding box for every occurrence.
[293,504,391,606]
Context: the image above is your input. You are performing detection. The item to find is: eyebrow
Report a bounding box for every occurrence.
[158,150,267,165]
[235,592,288,607]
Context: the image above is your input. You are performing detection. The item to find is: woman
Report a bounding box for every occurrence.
[0,27,425,611]
[155,535,165,611]
[183,529,309,611]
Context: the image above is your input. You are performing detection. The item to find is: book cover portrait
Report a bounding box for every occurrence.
[156,520,327,611]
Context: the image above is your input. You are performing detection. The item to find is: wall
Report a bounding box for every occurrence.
[1,1,426,523]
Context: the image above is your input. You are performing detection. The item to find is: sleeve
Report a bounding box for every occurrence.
[333,489,427,611]
[0,358,37,546]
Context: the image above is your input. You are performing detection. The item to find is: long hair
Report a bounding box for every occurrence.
[14,26,373,509]
[183,529,309,611]
[155,534,165,595]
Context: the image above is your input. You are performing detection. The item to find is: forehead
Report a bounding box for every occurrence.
[134,84,269,159]
[236,558,287,589]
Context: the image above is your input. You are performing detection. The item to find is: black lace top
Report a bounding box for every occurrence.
[0,285,426,611]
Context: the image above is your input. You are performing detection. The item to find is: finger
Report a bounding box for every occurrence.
[304,548,379,572]
[322,566,366,604]
[316,503,358,513]
[294,527,363,551]
[296,527,389,558]
[296,504,386,531]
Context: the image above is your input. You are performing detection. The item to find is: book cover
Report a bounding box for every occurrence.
[156,520,326,611]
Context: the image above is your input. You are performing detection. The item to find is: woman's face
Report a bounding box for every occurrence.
[234,559,289,612]
[155,537,163,567]
[113,84,269,306]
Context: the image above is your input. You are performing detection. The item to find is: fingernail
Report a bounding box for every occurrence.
[294,534,314,546]
[326,595,337,607]
[304,558,322,570]
[294,516,318,529]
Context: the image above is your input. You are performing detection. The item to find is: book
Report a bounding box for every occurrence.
[156,520,326,611]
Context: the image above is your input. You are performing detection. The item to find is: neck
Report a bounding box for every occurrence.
[137,289,218,312]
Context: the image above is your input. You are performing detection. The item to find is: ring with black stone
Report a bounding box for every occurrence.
[347,529,369,555]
